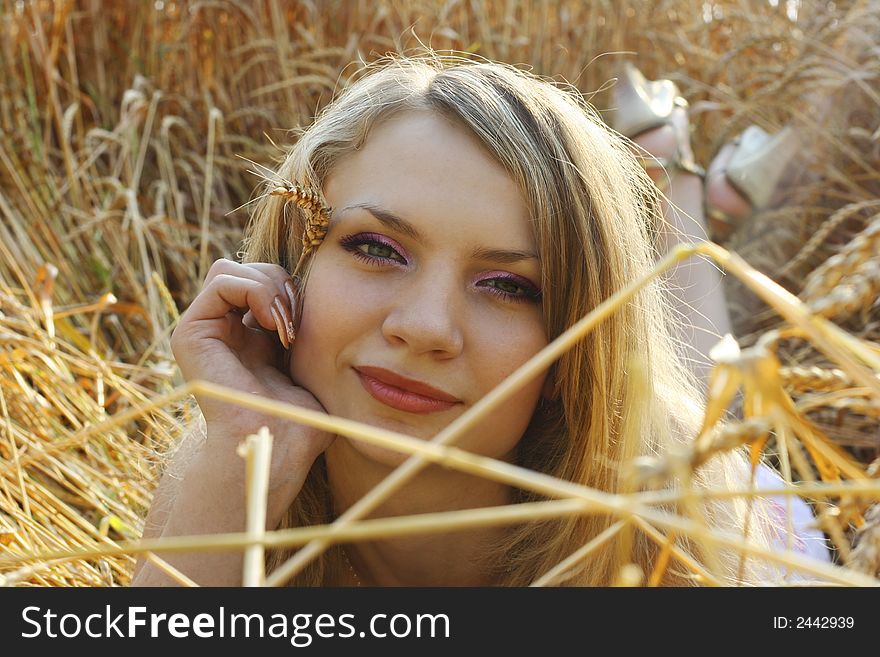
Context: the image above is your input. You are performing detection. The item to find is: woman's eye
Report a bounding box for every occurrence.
[488,279,521,294]
[363,242,400,260]
[339,233,407,265]
[479,277,542,304]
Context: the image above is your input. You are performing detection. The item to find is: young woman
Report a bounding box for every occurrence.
[132,53,824,587]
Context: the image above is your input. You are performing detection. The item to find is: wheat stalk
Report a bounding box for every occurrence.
[268,180,333,279]
[3,0,879,588]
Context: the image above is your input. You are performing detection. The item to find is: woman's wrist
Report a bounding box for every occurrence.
[201,424,318,524]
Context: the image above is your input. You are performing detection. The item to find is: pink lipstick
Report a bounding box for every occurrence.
[354,366,460,414]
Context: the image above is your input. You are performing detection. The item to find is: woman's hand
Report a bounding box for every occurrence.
[170,258,334,475]
[133,259,332,585]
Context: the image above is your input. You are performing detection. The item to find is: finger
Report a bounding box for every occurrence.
[186,274,294,348]
[202,258,286,299]
[203,259,301,336]
[204,259,296,305]
[242,263,303,335]
[242,309,263,331]
[240,308,282,338]
[241,262,296,293]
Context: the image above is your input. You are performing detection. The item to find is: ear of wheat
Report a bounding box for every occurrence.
[269,181,333,279]
[801,213,880,320]
[849,503,880,577]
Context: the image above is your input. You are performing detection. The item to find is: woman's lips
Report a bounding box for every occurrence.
[355,369,460,414]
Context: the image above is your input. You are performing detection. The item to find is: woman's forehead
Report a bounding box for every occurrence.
[323,111,536,250]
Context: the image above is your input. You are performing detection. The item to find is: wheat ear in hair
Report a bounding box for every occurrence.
[270,180,333,279]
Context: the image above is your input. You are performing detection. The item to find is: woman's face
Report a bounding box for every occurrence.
[289,109,549,465]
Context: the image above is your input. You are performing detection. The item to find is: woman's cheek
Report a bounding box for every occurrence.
[289,262,388,384]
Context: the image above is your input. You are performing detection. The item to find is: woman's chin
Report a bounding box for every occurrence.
[337,415,523,469]
[344,438,416,468]
[322,408,441,467]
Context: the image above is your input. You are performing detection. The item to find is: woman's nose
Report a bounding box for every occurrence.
[380,272,464,357]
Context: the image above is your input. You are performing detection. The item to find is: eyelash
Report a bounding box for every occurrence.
[340,232,407,266]
[338,233,542,304]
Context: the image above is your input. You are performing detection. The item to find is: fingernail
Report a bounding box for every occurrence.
[274,295,296,346]
[284,279,299,342]
[285,279,298,324]
[269,301,289,350]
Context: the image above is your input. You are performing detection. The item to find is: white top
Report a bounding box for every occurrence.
[754,462,831,580]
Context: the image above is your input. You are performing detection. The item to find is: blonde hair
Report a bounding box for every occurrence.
[235,51,775,586]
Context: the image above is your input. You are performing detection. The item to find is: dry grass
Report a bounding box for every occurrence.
[0,0,878,586]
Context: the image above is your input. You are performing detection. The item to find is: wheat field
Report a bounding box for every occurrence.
[0,0,878,587]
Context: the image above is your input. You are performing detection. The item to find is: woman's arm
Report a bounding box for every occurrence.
[131,258,334,586]
[132,421,246,586]
[131,423,314,586]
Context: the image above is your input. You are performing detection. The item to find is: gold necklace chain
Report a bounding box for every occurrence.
[341,547,362,587]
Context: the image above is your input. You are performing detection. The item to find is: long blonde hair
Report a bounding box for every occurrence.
[236,51,774,586]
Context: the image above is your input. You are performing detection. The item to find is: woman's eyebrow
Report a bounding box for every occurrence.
[470,246,539,264]
[337,203,539,263]
[340,203,422,242]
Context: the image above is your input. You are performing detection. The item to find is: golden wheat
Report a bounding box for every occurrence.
[1,0,877,587]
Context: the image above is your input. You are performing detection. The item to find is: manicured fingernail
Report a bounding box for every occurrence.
[269,302,289,350]
[284,281,297,337]
[273,295,296,347]
[284,279,298,342]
